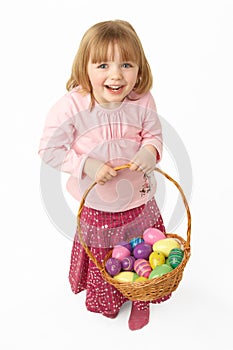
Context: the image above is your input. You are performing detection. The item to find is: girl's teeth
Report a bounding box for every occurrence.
[108,86,121,90]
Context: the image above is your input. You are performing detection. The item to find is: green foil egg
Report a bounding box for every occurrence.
[165,258,172,267]
[148,264,173,279]
[168,248,184,268]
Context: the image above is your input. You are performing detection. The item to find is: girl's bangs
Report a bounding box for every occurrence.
[90,36,140,64]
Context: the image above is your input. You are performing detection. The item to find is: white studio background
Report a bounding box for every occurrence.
[0,0,232,349]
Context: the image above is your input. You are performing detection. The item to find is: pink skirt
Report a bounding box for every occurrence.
[69,198,171,317]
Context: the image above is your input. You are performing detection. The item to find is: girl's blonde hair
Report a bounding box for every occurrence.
[66,20,153,107]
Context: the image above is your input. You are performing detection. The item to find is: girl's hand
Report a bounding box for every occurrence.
[129,145,157,174]
[83,158,117,185]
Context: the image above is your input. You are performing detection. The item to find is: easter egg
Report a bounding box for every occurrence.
[134,276,148,283]
[133,242,152,260]
[130,237,144,249]
[149,251,165,269]
[105,258,122,276]
[143,227,166,245]
[112,245,131,261]
[134,259,152,278]
[149,264,173,279]
[152,238,180,257]
[121,256,135,271]
[165,258,172,267]
[116,240,132,252]
[168,248,184,268]
[113,271,138,282]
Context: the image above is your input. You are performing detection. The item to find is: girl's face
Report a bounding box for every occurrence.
[87,43,139,108]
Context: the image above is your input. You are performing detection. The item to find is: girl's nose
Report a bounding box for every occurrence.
[109,65,122,79]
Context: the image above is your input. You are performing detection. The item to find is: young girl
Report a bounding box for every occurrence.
[39,19,171,331]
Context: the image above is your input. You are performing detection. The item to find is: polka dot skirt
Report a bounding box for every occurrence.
[69,198,171,317]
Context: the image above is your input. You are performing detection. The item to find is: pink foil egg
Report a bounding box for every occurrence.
[121,256,135,271]
[143,228,166,245]
[134,259,152,278]
[112,245,131,261]
[133,242,152,260]
[105,258,122,276]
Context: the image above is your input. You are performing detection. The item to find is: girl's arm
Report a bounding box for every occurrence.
[83,158,117,185]
[38,96,87,178]
[129,144,157,174]
[129,93,162,174]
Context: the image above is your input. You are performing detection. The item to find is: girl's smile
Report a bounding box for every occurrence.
[87,44,139,108]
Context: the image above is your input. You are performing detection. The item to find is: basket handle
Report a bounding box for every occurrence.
[154,167,191,248]
[77,164,191,269]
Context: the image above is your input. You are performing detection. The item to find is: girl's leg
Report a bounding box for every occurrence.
[128,294,172,331]
[128,300,150,331]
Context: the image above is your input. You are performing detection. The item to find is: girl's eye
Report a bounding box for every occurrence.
[98,63,108,69]
[122,63,132,68]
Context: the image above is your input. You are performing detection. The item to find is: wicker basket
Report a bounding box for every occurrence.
[77,164,191,301]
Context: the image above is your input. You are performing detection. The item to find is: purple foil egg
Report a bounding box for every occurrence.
[105,258,122,276]
[133,242,152,260]
[116,240,132,252]
[121,256,136,271]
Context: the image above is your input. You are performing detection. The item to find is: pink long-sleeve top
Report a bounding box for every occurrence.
[39,88,163,212]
